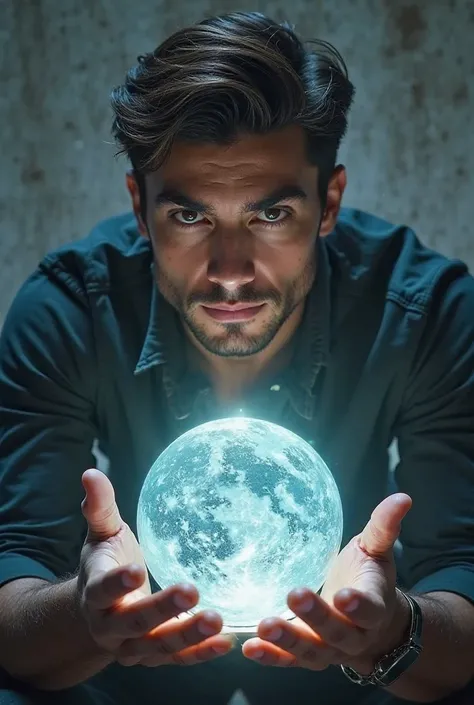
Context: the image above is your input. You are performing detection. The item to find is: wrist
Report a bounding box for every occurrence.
[348,587,412,675]
[342,590,424,689]
[373,588,412,661]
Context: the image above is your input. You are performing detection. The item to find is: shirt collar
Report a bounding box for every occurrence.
[284,236,331,419]
[134,272,167,374]
[134,263,183,375]
[134,237,332,421]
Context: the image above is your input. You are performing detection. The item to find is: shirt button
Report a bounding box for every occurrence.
[270,384,280,392]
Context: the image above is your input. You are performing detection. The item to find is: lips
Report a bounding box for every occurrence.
[201,302,266,322]
[204,302,263,311]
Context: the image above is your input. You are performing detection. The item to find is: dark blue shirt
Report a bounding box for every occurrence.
[1,208,473,705]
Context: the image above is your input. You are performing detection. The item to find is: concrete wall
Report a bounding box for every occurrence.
[1,0,472,324]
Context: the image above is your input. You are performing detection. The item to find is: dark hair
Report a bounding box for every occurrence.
[111,11,355,205]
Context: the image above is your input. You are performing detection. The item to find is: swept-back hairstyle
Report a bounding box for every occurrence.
[111,11,355,207]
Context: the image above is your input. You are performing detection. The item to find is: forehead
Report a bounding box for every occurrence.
[146,125,319,199]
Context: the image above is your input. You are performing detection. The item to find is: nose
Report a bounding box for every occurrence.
[207,228,255,291]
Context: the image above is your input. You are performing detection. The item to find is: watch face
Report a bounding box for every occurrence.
[378,645,410,672]
[379,645,422,686]
[342,642,423,687]
[342,593,423,688]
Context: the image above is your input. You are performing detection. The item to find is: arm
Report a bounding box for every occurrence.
[373,588,474,702]
[1,476,233,691]
[0,270,233,689]
[0,576,112,688]
[0,268,102,682]
[242,270,474,702]
[386,269,474,700]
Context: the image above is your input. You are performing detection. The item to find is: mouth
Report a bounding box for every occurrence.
[200,303,266,322]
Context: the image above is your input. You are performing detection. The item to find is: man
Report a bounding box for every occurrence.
[0,11,473,705]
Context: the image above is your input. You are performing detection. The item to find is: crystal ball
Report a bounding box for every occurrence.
[137,417,343,632]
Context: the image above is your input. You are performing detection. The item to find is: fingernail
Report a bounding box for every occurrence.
[295,595,314,613]
[174,592,195,610]
[122,570,138,588]
[221,633,237,649]
[212,643,230,654]
[198,620,218,636]
[265,626,282,641]
[290,588,315,613]
[343,598,359,613]
[173,585,196,610]
[337,588,353,601]
[212,638,234,654]
[250,649,264,660]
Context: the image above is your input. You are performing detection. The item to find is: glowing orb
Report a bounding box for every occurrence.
[137,418,343,632]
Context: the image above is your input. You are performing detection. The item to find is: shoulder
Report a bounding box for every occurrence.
[2,213,152,368]
[39,212,152,296]
[327,207,469,313]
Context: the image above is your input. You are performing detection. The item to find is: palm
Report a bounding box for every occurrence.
[82,522,151,603]
[321,534,396,608]
[241,495,412,672]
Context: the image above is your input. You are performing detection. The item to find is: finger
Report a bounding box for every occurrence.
[287,589,365,656]
[242,637,296,668]
[81,469,123,541]
[116,609,223,663]
[142,634,235,667]
[359,493,412,559]
[257,617,342,668]
[85,563,148,610]
[101,583,199,638]
[333,588,386,630]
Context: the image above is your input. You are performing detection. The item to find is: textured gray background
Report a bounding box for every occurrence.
[1,0,473,325]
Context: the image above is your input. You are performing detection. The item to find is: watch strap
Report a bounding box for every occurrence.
[341,589,423,687]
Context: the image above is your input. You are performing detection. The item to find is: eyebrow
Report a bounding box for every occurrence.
[153,185,308,215]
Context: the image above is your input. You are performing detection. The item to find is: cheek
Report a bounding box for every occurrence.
[261,243,314,284]
[157,248,178,270]
[153,228,189,271]
[157,255,187,293]
[155,241,207,293]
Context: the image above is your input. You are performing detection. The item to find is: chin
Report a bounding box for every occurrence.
[185,308,282,356]
[201,333,275,358]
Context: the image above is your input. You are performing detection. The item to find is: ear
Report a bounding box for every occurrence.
[319,165,347,237]
[126,170,148,237]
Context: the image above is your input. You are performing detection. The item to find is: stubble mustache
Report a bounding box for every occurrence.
[186,284,282,308]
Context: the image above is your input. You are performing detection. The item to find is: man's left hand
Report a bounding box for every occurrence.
[242,493,413,673]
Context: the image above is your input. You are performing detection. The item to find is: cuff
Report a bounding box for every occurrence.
[410,565,474,605]
[0,553,57,588]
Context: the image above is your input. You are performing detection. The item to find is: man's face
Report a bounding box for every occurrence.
[142,126,323,358]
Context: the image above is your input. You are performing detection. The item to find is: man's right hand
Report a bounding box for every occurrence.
[78,468,234,667]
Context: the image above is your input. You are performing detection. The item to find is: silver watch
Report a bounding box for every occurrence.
[341,589,423,688]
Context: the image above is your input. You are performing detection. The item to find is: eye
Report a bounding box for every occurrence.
[256,208,290,225]
[172,210,206,225]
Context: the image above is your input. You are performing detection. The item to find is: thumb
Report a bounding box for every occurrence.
[81,468,123,542]
[359,493,412,559]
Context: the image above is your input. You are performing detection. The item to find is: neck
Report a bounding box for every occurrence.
[185,302,305,404]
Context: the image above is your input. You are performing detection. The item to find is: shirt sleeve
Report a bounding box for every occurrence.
[0,265,97,587]
[394,269,474,603]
